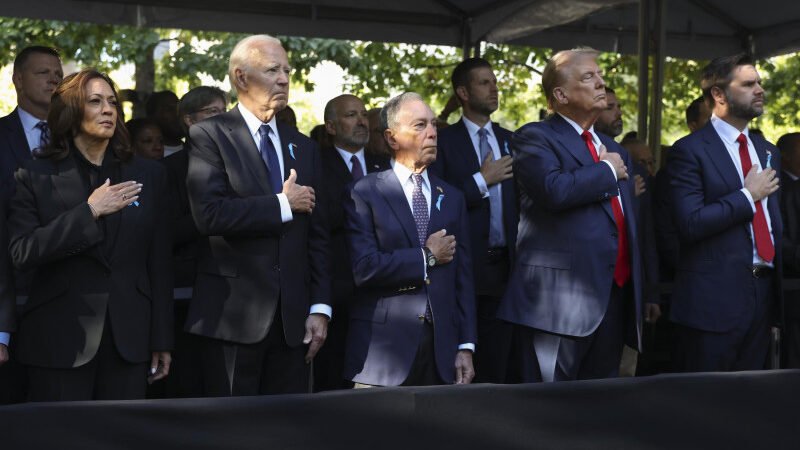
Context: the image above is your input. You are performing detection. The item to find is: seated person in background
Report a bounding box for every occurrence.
[126,118,165,160]
[146,91,183,157]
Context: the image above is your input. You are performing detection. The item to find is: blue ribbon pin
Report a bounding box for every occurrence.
[504,141,510,155]
[435,193,444,211]
[288,143,296,160]
[766,150,772,169]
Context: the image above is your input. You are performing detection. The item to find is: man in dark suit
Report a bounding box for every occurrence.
[429,58,518,383]
[498,48,643,382]
[778,133,800,368]
[343,92,476,386]
[668,54,781,372]
[185,34,331,396]
[314,94,389,391]
[0,45,63,378]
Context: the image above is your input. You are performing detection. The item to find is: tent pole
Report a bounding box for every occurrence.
[648,0,667,160]
[637,0,650,141]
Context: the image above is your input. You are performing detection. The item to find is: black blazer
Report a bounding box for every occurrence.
[162,147,201,289]
[429,118,518,281]
[8,152,173,368]
[320,146,389,306]
[185,106,331,346]
[0,193,14,334]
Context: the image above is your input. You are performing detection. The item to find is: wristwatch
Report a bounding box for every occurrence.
[423,246,437,268]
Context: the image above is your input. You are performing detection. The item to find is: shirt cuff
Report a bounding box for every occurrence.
[309,303,332,319]
[458,343,475,352]
[0,332,9,346]
[277,193,293,223]
[601,160,618,181]
[472,172,490,198]
[418,248,427,280]
[740,188,757,213]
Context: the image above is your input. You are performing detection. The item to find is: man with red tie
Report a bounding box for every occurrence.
[667,54,781,372]
[498,48,643,381]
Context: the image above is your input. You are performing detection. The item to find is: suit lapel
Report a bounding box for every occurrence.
[277,122,295,183]
[427,176,445,237]
[365,153,389,174]
[224,108,272,194]
[550,114,596,167]
[702,124,743,192]
[377,170,418,246]
[5,109,33,165]
[454,120,481,172]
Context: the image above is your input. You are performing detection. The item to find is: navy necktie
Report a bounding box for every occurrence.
[350,154,364,181]
[36,121,50,150]
[258,124,283,193]
[411,174,429,246]
[478,128,505,247]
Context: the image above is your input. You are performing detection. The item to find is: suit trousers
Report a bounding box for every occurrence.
[473,251,520,383]
[312,305,354,392]
[27,315,148,402]
[672,273,774,372]
[519,283,628,382]
[199,309,309,396]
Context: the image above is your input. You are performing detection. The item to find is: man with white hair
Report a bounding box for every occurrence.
[185,34,331,396]
[342,92,476,387]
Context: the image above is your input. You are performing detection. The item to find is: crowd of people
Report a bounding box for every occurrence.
[0,34,797,403]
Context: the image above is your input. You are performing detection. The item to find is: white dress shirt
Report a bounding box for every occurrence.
[710,114,774,267]
[335,146,366,175]
[390,160,474,352]
[239,104,331,318]
[462,116,503,199]
[17,107,47,152]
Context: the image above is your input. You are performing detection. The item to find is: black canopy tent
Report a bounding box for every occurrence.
[2,0,799,146]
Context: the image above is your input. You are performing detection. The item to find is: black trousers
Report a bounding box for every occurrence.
[27,317,148,402]
[400,321,443,386]
[672,273,773,372]
[312,305,353,392]
[199,312,309,396]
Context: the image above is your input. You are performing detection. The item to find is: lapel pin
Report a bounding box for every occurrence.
[288,143,297,160]
[766,150,772,169]
[504,141,510,155]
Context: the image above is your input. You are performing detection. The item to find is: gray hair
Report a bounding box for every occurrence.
[228,34,282,93]
[380,92,424,130]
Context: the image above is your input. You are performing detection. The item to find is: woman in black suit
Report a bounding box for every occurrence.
[8,69,173,401]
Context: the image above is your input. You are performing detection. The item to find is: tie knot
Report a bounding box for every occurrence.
[737,133,747,144]
[36,121,48,131]
[478,128,488,138]
[351,154,359,164]
[259,124,272,138]
[581,130,592,143]
[412,173,424,187]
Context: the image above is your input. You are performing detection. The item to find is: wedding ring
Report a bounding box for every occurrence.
[122,194,127,200]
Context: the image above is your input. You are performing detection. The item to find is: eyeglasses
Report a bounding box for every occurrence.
[195,106,225,115]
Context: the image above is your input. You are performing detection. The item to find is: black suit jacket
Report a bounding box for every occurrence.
[8,152,173,368]
[320,147,389,306]
[0,194,14,334]
[162,147,201,289]
[0,109,32,200]
[429,119,518,289]
[185,106,331,346]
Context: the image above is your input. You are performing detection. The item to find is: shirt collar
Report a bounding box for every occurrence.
[238,103,278,138]
[391,159,430,187]
[17,107,42,132]
[558,112,597,137]
[710,114,749,145]
[335,146,364,164]
[462,116,494,139]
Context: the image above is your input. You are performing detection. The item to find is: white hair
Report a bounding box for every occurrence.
[380,92,425,130]
[228,34,282,93]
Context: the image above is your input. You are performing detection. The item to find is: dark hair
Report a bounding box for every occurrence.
[126,118,161,141]
[685,96,705,125]
[451,57,492,93]
[13,46,60,73]
[37,69,131,161]
[605,86,616,95]
[778,132,800,155]
[146,90,179,118]
[178,86,227,134]
[701,53,754,108]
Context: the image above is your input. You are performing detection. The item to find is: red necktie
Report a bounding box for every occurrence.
[581,131,631,287]
[736,133,774,262]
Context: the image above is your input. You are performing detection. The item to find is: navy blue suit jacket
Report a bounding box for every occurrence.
[342,168,476,386]
[497,114,642,349]
[185,106,331,346]
[429,119,518,275]
[667,122,783,332]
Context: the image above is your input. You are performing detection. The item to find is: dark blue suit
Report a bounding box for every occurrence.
[429,118,519,382]
[342,168,476,386]
[498,114,642,381]
[668,122,782,371]
[0,109,32,201]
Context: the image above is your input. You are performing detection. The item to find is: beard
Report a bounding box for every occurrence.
[339,128,369,149]
[726,91,764,121]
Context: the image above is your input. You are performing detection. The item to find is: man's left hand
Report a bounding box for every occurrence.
[0,344,8,366]
[304,313,329,363]
[454,350,475,384]
[644,302,662,323]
